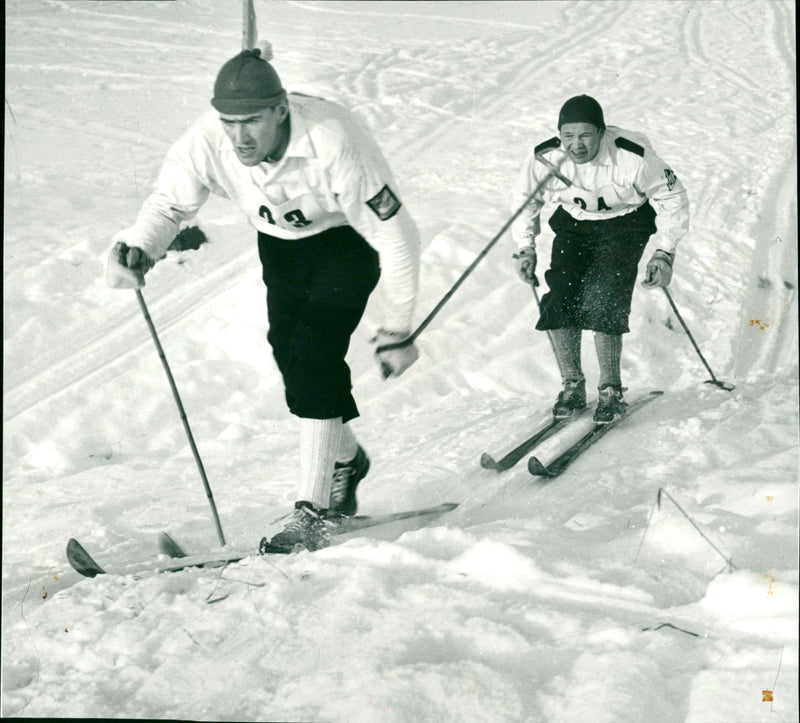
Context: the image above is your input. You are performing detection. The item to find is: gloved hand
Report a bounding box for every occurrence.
[106,241,155,289]
[373,329,419,379]
[513,244,539,286]
[642,249,674,289]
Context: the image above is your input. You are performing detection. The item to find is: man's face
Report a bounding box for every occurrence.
[559,122,603,164]
[219,105,287,166]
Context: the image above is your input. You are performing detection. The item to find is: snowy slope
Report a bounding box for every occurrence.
[3,1,797,721]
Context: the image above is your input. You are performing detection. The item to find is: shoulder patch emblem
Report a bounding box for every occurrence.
[615,137,645,157]
[534,136,561,155]
[367,184,401,221]
[664,169,677,190]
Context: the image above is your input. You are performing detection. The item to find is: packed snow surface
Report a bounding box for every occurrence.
[3,1,797,721]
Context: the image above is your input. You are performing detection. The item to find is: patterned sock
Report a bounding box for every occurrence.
[337,423,359,464]
[594,332,623,389]
[549,328,585,383]
[297,417,343,509]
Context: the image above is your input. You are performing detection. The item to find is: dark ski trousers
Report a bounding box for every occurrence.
[536,202,657,335]
[258,226,380,423]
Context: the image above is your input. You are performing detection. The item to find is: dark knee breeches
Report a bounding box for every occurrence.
[536,203,657,335]
[259,226,380,423]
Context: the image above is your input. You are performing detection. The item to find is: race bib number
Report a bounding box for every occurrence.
[249,191,330,232]
[557,183,638,213]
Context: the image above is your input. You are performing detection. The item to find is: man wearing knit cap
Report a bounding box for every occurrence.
[105,45,421,552]
[511,94,689,423]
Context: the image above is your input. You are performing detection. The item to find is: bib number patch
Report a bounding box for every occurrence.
[259,205,312,228]
[367,184,401,221]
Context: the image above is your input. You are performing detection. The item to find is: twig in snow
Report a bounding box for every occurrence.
[220,574,265,588]
[205,561,267,604]
[257,553,292,583]
[6,97,17,125]
[17,579,54,712]
[655,487,737,571]
[762,645,785,714]
[129,149,139,195]
[771,645,784,691]
[633,496,659,565]
[205,562,233,604]
[640,622,699,637]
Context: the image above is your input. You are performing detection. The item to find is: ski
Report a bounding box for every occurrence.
[528,391,664,478]
[67,503,459,578]
[66,538,247,578]
[480,407,593,472]
[219,503,460,555]
[333,502,458,535]
[158,504,460,558]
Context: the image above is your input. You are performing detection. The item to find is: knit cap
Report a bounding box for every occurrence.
[211,44,286,114]
[557,95,605,130]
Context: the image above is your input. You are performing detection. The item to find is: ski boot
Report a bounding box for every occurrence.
[553,379,587,419]
[594,386,627,424]
[326,445,370,519]
[261,501,332,553]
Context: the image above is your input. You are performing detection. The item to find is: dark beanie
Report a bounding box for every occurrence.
[558,95,605,130]
[211,47,286,114]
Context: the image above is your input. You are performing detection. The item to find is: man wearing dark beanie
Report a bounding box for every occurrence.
[511,94,689,423]
[105,44,421,552]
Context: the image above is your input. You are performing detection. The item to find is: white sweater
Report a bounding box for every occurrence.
[116,94,420,331]
[511,126,690,254]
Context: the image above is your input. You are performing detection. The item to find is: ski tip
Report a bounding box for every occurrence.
[527,456,554,477]
[66,538,81,556]
[158,531,188,558]
[66,538,106,577]
[480,453,498,470]
[66,537,92,558]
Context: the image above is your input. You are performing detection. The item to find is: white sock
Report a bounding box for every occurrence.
[337,424,359,464]
[297,417,342,509]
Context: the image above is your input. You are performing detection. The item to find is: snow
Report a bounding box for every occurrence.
[2,0,797,721]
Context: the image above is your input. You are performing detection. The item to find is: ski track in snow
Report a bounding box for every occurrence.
[3,1,798,721]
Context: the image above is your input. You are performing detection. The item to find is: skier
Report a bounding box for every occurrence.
[105,45,421,551]
[511,94,689,423]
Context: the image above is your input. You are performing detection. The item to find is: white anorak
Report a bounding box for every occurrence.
[511,126,689,255]
[115,94,420,331]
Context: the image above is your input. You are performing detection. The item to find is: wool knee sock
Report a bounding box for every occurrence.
[594,332,623,389]
[337,423,360,464]
[297,417,343,509]
[549,328,584,383]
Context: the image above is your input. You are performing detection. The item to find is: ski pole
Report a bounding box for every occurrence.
[375,170,556,355]
[135,289,227,546]
[527,152,569,362]
[242,0,257,50]
[530,282,558,360]
[662,287,734,391]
